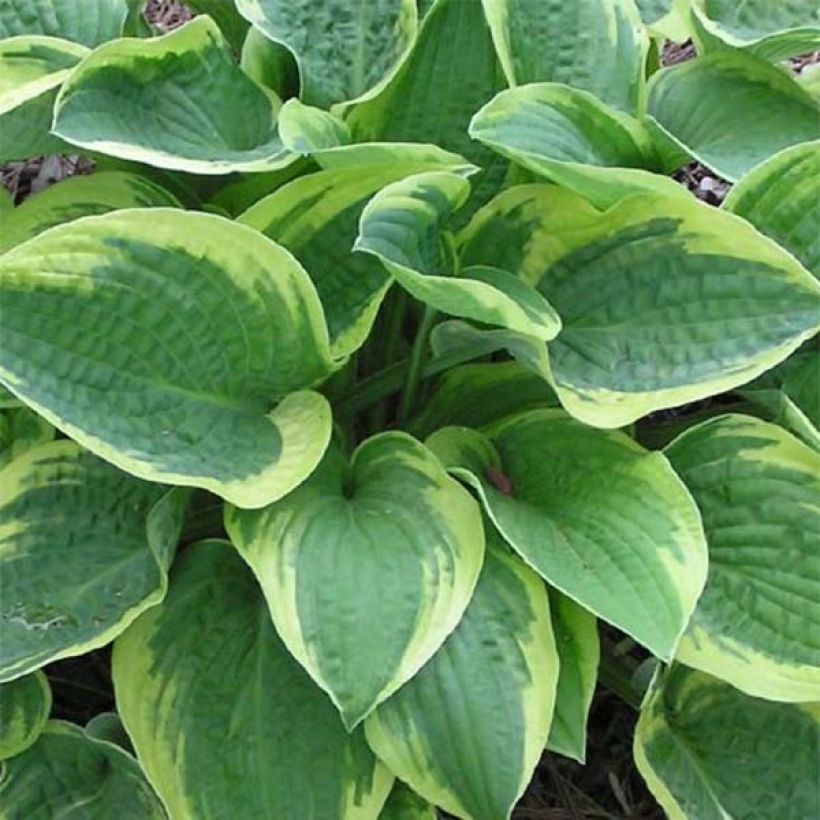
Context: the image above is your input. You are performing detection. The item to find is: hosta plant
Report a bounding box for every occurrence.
[1,0,819,818]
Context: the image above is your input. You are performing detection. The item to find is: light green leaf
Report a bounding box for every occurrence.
[634,665,820,820]
[345,0,508,221]
[0,35,88,162]
[85,712,132,753]
[355,171,561,340]
[547,593,599,763]
[278,97,351,154]
[365,537,558,820]
[0,440,186,682]
[0,405,54,467]
[665,415,820,702]
[0,208,336,508]
[0,0,128,47]
[240,25,299,99]
[0,186,12,210]
[239,151,475,358]
[481,0,648,113]
[427,410,707,659]
[0,671,50,759]
[647,51,820,182]
[470,82,687,209]
[0,721,166,818]
[725,141,820,279]
[226,433,485,729]
[380,781,437,819]
[0,171,181,255]
[636,0,690,40]
[235,0,416,108]
[184,0,249,51]
[314,141,476,174]
[460,184,820,427]
[410,361,558,438]
[691,0,820,61]
[53,17,295,174]
[113,539,393,820]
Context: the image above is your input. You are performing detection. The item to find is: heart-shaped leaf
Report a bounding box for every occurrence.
[427,410,708,659]
[226,432,485,729]
[0,721,165,817]
[364,536,558,820]
[634,665,820,819]
[481,0,648,113]
[0,0,128,47]
[666,415,820,701]
[725,141,820,279]
[0,171,181,255]
[460,185,820,427]
[53,16,294,174]
[0,440,186,681]
[469,83,687,209]
[0,671,51,759]
[113,539,393,819]
[647,51,820,182]
[356,171,561,340]
[0,35,88,162]
[0,208,336,508]
[235,0,417,108]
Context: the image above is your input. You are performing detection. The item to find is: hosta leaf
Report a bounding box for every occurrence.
[0,0,128,47]
[226,433,485,729]
[85,712,132,752]
[184,0,249,52]
[647,51,820,182]
[665,415,820,701]
[0,209,336,508]
[365,537,558,820]
[0,171,181,255]
[0,405,54,467]
[460,185,820,427]
[346,0,507,219]
[725,141,820,279]
[52,17,294,174]
[0,440,186,682]
[356,172,561,340]
[547,593,599,763]
[380,781,437,819]
[470,83,686,209]
[239,151,474,358]
[0,35,88,162]
[113,539,393,820]
[481,0,648,113]
[240,25,299,99]
[634,665,820,820]
[427,410,707,659]
[235,0,416,108]
[0,721,165,818]
[411,361,558,438]
[691,0,820,61]
[0,671,50,759]
[277,98,351,154]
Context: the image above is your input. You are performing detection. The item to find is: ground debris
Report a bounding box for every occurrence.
[144,0,196,33]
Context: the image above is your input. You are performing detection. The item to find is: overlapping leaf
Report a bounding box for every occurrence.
[0,35,87,161]
[725,141,820,279]
[356,171,562,339]
[0,721,166,817]
[0,209,336,508]
[0,671,50,758]
[666,415,820,701]
[235,0,417,108]
[114,540,393,820]
[0,0,128,47]
[648,51,820,182]
[0,440,186,681]
[460,185,820,427]
[635,665,820,819]
[53,16,294,174]
[481,0,648,113]
[470,82,686,208]
[0,171,180,255]
[226,433,485,729]
[427,410,707,659]
[365,537,558,820]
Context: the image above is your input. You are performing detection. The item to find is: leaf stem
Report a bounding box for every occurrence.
[598,651,643,711]
[398,306,437,425]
